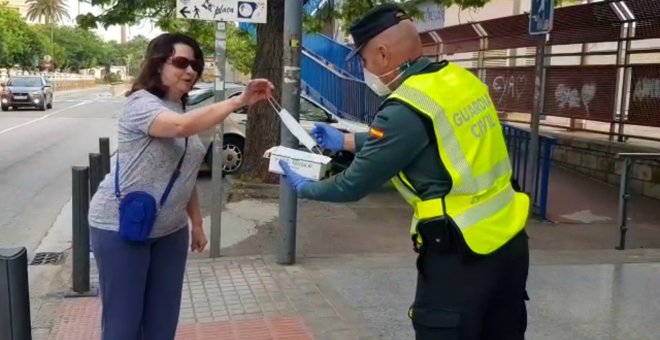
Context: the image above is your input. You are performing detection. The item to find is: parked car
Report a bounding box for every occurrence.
[0,76,53,111]
[185,84,368,175]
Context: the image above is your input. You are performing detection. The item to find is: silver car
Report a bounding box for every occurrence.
[186,83,368,175]
[1,76,54,111]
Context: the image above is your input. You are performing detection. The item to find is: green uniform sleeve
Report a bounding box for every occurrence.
[299,104,430,202]
[354,132,369,153]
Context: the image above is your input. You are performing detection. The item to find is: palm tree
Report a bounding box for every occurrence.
[26,0,71,64]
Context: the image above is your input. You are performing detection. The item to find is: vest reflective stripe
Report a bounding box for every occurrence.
[403,184,515,228]
[385,62,530,255]
[392,85,513,196]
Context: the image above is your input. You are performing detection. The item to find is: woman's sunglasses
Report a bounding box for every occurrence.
[169,56,204,73]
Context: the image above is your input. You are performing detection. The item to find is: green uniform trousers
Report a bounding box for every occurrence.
[408,218,529,340]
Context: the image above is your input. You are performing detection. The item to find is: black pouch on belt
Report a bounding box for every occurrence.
[418,217,457,254]
[415,217,457,279]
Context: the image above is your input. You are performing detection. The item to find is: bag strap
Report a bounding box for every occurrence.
[114,137,189,207]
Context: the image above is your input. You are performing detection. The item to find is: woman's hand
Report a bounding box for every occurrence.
[190,224,208,252]
[237,78,275,107]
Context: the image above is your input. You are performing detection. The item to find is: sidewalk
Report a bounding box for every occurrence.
[31,166,660,339]
[40,254,373,340]
[38,249,660,340]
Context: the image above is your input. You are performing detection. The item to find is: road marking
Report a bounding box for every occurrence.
[0,100,91,136]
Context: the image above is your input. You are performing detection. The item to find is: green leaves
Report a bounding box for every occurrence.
[0,2,148,72]
[25,0,71,25]
[226,24,256,75]
[76,0,255,74]
[0,5,47,68]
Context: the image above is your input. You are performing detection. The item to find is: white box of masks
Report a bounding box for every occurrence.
[263,146,332,181]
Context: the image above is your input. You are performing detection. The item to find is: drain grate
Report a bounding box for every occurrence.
[30,252,64,265]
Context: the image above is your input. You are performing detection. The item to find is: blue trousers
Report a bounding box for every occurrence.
[90,226,189,340]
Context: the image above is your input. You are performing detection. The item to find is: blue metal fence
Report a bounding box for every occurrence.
[302,34,364,80]
[502,124,556,220]
[301,49,381,124]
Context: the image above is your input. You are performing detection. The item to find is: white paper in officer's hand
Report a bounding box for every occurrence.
[276,108,318,152]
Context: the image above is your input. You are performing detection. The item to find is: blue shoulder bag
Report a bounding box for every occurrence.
[114,138,188,242]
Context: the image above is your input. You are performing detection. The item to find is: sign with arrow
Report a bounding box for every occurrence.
[529,0,554,35]
[176,0,267,23]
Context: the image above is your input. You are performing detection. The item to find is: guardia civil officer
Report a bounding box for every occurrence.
[279,3,531,339]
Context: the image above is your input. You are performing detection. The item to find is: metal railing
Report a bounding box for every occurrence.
[302,34,364,80]
[237,24,379,124]
[301,49,381,124]
[503,124,556,220]
[614,152,660,250]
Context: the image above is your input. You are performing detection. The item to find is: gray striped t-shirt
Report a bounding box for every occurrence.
[88,89,207,238]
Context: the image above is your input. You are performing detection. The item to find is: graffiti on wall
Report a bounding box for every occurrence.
[633,77,660,101]
[493,75,527,106]
[484,68,535,113]
[554,83,597,115]
[544,66,617,121]
[628,65,660,126]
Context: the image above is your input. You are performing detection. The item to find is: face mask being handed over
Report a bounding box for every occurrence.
[363,65,406,96]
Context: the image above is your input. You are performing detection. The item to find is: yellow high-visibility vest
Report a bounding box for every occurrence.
[385,62,530,255]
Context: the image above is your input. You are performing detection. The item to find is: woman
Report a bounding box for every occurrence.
[87,32,273,340]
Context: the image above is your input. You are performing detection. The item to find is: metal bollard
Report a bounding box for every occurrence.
[67,166,97,297]
[99,138,111,175]
[0,247,32,340]
[89,153,103,199]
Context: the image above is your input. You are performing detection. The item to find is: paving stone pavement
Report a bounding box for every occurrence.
[45,255,377,340]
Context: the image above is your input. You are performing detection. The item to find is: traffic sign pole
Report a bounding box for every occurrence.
[526,0,553,203]
[210,21,227,258]
[277,0,303,265]
[177,0,268,258]
[526,35,546,198]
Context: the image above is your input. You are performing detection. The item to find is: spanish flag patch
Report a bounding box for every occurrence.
[369,127,384,139]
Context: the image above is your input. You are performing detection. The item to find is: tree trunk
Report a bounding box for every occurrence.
[239,0,285,184]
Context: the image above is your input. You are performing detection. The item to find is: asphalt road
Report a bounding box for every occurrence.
[0,86,124,254]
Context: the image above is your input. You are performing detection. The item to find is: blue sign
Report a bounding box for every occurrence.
[529,0,554,35]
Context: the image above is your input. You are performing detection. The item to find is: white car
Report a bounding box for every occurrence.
[186,84,368,175]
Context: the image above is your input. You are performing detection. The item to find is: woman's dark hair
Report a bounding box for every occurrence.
[126,33,204,106]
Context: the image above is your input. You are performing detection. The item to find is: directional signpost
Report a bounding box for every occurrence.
[177,0,267,22]
[529,0,553,35]
[177,0,267,258]
[527,0,553,205]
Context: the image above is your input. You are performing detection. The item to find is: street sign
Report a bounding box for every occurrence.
[176,0,267,23]
[529,0,554,35]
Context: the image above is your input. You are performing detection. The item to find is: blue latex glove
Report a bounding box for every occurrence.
[279,160,311,193]
[310,123,344,152]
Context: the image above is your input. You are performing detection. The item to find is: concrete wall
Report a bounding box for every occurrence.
[550,134,660,200]
[50,79,98,91]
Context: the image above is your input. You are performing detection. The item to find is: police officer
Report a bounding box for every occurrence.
[279,3,531,339]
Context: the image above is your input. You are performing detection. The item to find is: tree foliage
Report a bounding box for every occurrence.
[77,0,256,76]
[0,3,148,73]
[225,24,257,75]
[25,0,70,25]
[0,5,48,68]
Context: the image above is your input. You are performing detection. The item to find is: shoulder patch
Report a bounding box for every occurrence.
[369,127,384,140]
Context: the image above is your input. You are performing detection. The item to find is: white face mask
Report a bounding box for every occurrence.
[363,67,406,96]
[363,69,392,96]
